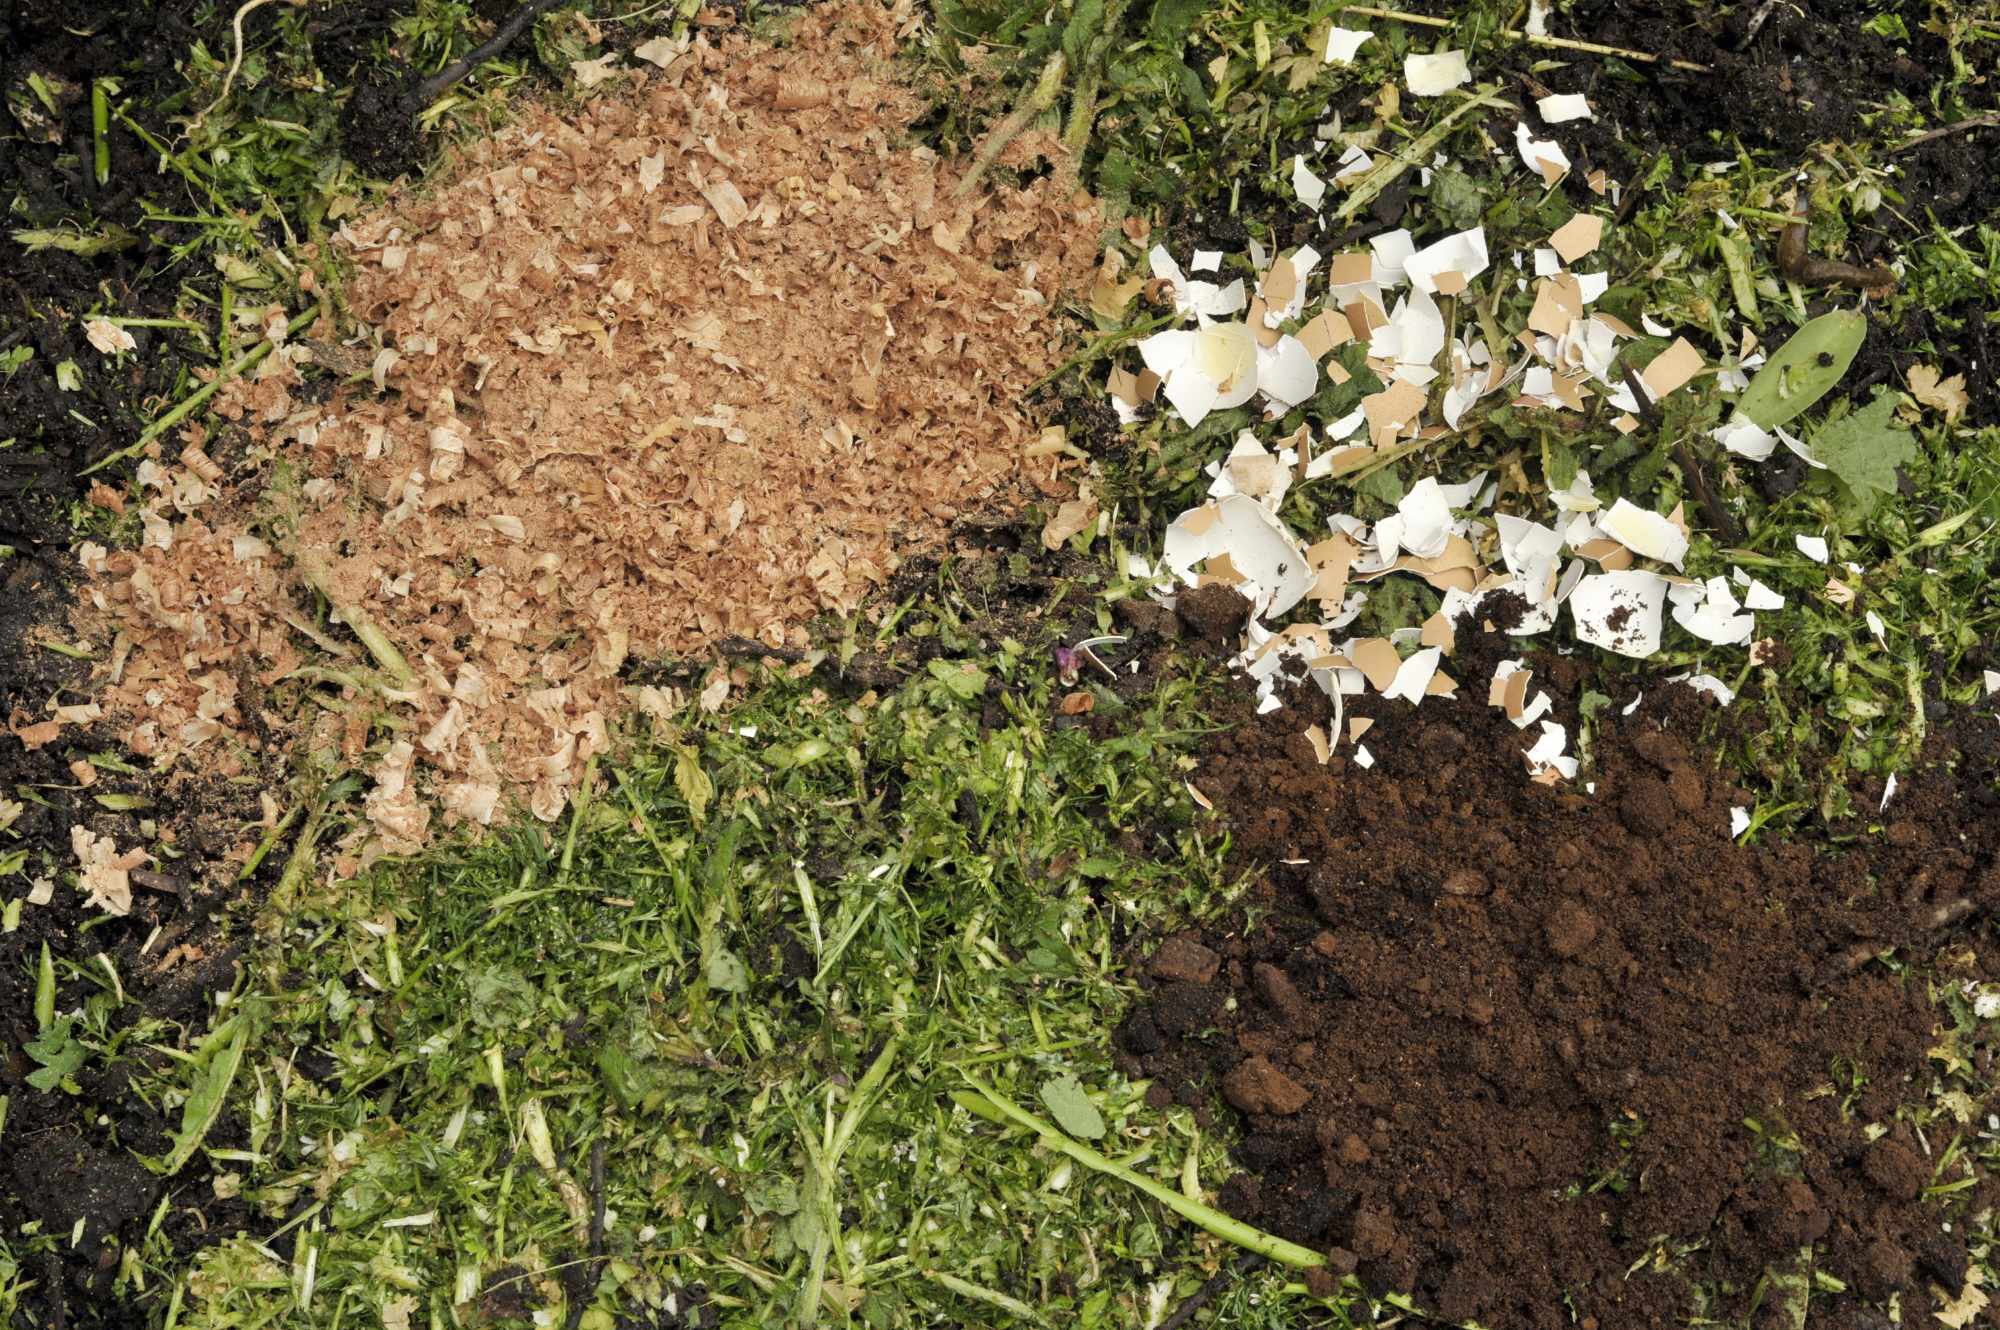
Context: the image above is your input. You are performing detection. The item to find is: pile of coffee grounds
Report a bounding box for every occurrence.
[68,1,1098,854]
[1119,609,2000,1328]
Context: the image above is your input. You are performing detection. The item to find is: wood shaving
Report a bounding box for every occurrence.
[74,5,1097,853]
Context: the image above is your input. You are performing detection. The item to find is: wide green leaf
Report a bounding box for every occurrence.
[1039,1073,1105,1140]
[147,1016,249,1175]
[1731,309,1866,429]
[1807,391,1915,500]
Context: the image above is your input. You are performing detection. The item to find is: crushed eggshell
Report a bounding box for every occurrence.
[1640,337,1705,400]
[1536,93,1593,123]
[1326,26,1373,63]
[1404,50,1471,96]
[1547,213,1603,264]
[1569,570,1669,658]
[1601,498,1689,569]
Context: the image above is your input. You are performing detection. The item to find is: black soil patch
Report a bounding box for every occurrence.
[1119,625,2000,1328]
[0,2,384,1321]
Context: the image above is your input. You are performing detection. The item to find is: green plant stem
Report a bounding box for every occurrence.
[1336,85,1517,224]
[957,1074,1326,1269]
[295,556,416,685]
[82,307,319,476]
[924,1270,1046,1322]
[1028,312,1178,395]
[238,803,302,881]
[35,942,55,1031]
[953,51,1068,201]
[92,81,111,186]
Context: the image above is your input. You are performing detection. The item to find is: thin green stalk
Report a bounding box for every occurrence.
[924,1270,1046,1323]
[798,1038,901,1326]
[294,555,415,685]
[558,754,597,879]
[957,1074,1326,1269]
[1335,85,1517,224]
[238,803,302,881]
[953,51,1067,201]
[1027,311,1177,395]
[92,81,111,186]
[35,942,55,1031]
[82,307,318,475]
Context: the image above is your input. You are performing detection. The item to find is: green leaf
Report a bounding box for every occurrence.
[1807,391,1915,501]
[1912,510,1977,548]
[1732,309,1866,429]
[1148,0,1206,46]
[24,1015,85,1093]
[704,946,750,994]
[927,659,988,702]
[34,941,54,1031]
[146,1016,249,1175]
[673,745,713,826]
[1038,1074,1105,1140]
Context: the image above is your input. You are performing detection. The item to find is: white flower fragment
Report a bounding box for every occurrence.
[1404,50,1471,96]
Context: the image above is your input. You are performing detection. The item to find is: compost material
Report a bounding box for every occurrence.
[72,3,1098,847]
[1122,618,2000,1329]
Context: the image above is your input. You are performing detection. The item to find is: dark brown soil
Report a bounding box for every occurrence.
[1527,0,2000,425]
[1119,623,2000,1328]
[0,3,434,1323]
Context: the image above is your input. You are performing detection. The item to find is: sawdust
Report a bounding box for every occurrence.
[71,3,1098,857]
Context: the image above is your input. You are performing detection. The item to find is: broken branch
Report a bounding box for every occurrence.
[417,0,566,104]
[1342,5,1711,73]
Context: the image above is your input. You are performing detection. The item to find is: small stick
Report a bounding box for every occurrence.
[1342,6,1711,73]
[1159,1254,1267,1330]
[1893,112,2000,153]
[418,0,568,104]
[1776,196,1895,291]
[1620,363,1744,547]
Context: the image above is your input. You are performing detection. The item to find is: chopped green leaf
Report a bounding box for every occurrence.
[1039,1073,1105,1140]
[1732,309,1866,429]
[1808,391,1915,502]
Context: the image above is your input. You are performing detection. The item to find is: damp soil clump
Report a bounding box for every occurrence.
[1121,623,2000,1328]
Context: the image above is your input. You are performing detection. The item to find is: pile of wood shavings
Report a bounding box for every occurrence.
[74,3,1099,857]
